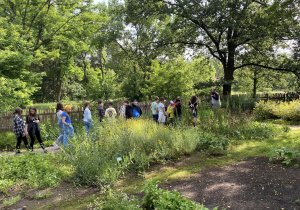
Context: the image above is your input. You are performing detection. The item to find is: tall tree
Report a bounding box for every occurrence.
[125,0,299,95]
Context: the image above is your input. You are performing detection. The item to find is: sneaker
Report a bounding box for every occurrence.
[15,149,21,154]
[44,149,48,154]
[53,142,60,148]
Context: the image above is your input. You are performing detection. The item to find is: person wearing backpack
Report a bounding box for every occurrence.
[189,95,198,117]
[132,100,142,119]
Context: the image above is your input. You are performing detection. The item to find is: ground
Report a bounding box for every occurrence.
[161,157,300,210]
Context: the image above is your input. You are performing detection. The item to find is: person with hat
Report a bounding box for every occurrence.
[62,105,74,146]
[167,100,175,126]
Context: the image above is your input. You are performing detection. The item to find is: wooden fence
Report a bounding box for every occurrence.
[0,102,152,133]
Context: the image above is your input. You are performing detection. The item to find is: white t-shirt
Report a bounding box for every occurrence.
[158,102,166,123]
[57,110,63,120]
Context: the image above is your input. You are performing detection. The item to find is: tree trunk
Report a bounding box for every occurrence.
[223,67,234,96]
[253,70,258,98]
[223,37,236,96]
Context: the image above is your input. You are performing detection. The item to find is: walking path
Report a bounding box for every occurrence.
[0,146,61,157]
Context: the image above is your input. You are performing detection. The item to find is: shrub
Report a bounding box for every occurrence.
[197,133,229,154]
[92,190,141,210]
[269,147,300,166]
[253,100,278,120]
[0,132,17,151]
[240,122,279,140]
[142,179,216,210]
[254,100,300,121]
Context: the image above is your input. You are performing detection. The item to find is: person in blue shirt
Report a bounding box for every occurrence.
[132,100,142,119]
[62,105,74,146]
[83,102,93,135]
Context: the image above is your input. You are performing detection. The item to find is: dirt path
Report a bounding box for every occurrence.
[0,146,61,157]
[1,182,98,210]
[161,157,300,210]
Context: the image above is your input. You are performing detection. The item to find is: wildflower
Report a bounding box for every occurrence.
[117,157,122,162]
[236,131,240,134]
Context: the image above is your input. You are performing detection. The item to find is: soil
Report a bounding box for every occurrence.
[161,157,300,210]
[1,182,99,210]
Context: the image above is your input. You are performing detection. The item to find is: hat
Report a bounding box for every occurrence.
[133,99,137,102]
[65,105,71,110]
[170,100,174,104]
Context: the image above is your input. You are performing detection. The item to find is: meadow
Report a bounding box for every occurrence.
[0,102,299,209]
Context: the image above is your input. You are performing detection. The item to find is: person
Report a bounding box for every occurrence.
[62,105,74,146]
[98,100,105,122]
[53,102,64,148]
[150,96,159,122]
[83,102,93,135]
[167,101,175,126]
[124,100,133,119]
[175,98,182,122]
[211,87,221,110]
[25,106,47,153]
[13,108,29,153]
[189,95,198,117]
[132,100,142,119]
[105,102,117,122]
[158,97,167,125]
[119,101,126,118]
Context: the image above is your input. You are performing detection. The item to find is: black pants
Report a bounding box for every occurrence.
[16,135,29,149]
[29,129,44,148]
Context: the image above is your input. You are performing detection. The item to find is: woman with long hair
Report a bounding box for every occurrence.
[25,106,47,152]
[53,102,64,147]
[83,101,93,135]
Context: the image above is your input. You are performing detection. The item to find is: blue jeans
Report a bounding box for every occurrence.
[84,121,92,135]
[56,120,64,144]
[153,114,158,122]
[63,124,74,146]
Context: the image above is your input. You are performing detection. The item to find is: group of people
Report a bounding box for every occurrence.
[12,88,220,153]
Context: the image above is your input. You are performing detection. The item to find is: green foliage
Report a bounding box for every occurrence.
[269,147,300,166]
[92,190,141,210]
[197,133,229,155]
[142,179,216,210]
[222,95,260,111]
[2,195,21,208]
[33,191,53,200]
[0,132,17,151]
[254,100,300,121]
[39,120,60,142]
[0,153,69,194]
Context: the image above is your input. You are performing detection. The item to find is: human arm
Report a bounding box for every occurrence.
[35,115,40,124]
[25,116,29,135]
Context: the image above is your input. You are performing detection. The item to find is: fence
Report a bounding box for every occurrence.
[0,102,152,133]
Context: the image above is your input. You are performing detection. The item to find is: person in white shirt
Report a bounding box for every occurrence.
[53,102,64,148]
[158,97,167,125]
[83,102,93,135]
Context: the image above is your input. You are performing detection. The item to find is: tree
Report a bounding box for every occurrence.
[125,0,299,95]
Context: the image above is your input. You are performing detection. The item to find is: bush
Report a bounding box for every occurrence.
[92,190,141,210]
[254,100,300,121]
[197,133,229,154]
[253,100,278,120]
[63,119,230,187]
[0,132,17,151]
[269,147,300,166]
[142,179,216,210]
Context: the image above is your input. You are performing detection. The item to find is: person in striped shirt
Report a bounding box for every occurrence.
[13,108,29,153]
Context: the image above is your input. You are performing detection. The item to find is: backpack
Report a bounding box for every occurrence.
[132,107,140,118]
